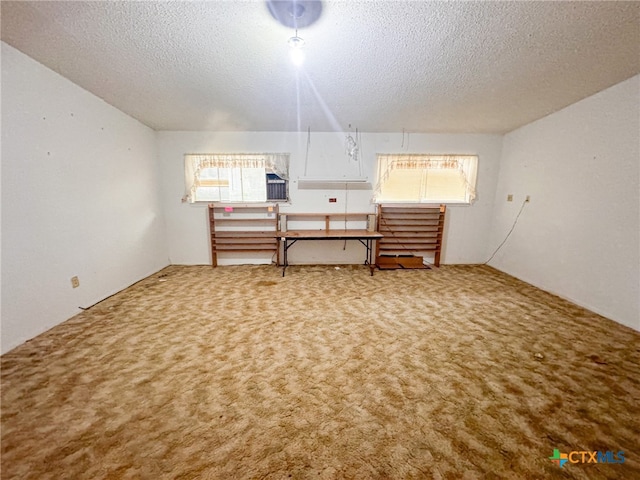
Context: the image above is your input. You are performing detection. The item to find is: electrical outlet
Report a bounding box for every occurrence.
[525,195,531,202]
[71,276,80,288]
[507,194,513,202]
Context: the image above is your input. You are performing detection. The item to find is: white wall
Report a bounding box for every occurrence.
[489,75,640,331]
[157,131,502,266]
[1,42,169,353]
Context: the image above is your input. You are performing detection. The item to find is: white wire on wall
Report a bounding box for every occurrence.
[484,199,528,265]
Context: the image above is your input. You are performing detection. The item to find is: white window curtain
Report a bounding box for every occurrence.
[373,154,478,204]
[184,153,289,203]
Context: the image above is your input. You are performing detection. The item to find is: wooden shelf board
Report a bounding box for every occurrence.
[379,233,440,238]
[380,213,442,219]
[213,218,277,224]
[215,246,277,252]
[380,247,439,252]
[213,231,277,237]
[379,226,441,232]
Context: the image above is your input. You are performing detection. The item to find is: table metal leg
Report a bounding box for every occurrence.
[357,238,376,275]
[368,239,375,275]
[282,239,287,277]
[282,239,298,277]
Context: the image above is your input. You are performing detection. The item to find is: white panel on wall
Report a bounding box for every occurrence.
[489,75,640,331]
[1,42,169,353]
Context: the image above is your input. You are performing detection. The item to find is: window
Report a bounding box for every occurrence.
[184,153,289,203]
[373,154,478,204]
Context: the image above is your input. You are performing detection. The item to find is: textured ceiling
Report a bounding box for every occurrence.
[2,1,639,133]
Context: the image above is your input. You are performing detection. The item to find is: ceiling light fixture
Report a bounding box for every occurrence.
[266,1,323,29]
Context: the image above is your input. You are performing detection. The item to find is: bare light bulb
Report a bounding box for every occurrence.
[289,46,305,66]
[288,34,305,66]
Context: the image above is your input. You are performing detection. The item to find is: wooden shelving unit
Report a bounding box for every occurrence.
[375,204,446,268]
[208,203,279,267]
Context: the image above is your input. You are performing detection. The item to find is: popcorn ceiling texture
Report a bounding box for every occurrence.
[2,265,639,479]
[1,1,638,133]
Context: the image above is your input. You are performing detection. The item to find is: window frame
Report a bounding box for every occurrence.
[184,153,290,204]
[373,154,478,205]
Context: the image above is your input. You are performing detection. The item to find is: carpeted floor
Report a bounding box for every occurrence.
[1,264,639,479]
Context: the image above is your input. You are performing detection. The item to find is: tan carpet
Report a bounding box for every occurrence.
[1,264,639,479]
